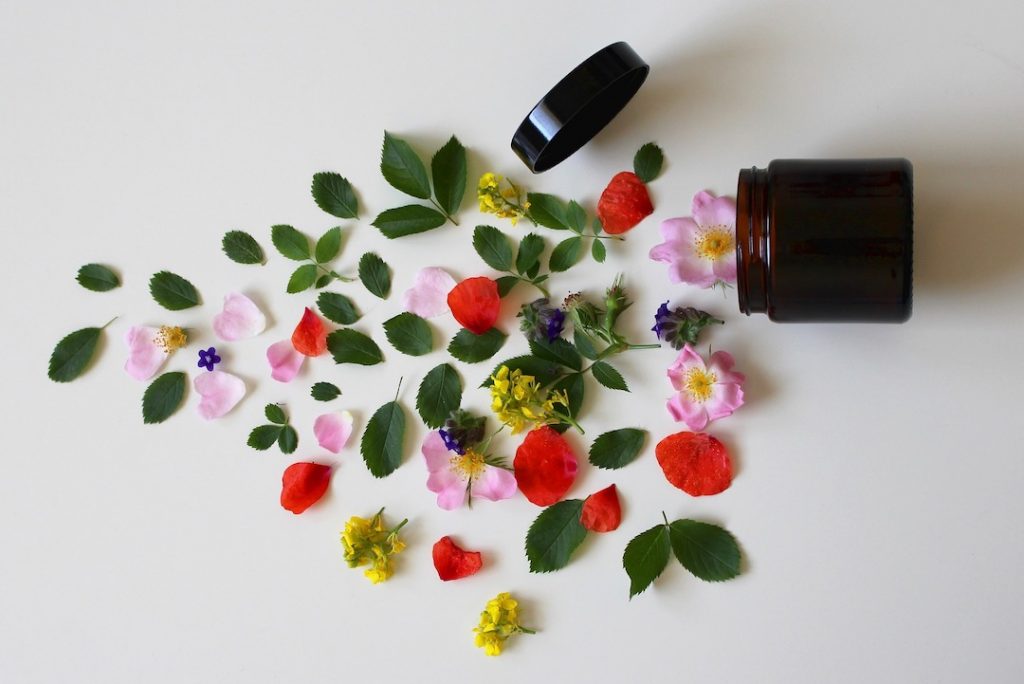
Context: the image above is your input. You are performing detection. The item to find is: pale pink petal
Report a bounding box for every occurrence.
[314,411,353,453]
[421,431,452,473]
[428,469,468,510]
[691,191,737,229]
[194,370,246,420]
[649,223,718,287]
[123,326,167,381]
[706,382,745,422]
[402,267,457,318]
[667,393,709,430]
[213,292,267,341]
[471,466,517,502]
[708,350,743,380]
[712,253,738,283]
[667,345,707,391]
[267,339,304,382]
[658,216,700,242]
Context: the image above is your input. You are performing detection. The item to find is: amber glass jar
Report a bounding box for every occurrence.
[736,158,913,322]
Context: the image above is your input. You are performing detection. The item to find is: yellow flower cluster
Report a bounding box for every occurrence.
[489,365,569,435]
[478,172,530,225]
[155,326,187,353]
[340,508,407,584]
[473,592,535,656]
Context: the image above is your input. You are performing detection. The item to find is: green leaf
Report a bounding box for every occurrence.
[448,328,507,363]
[358,252,391,299]
[372,204,447,238]
[591,238,607,263]
[314,226,343,264]
[286,264,318,293]
[566,200,586,233]
[525,499,588,573]
[314,274,332,289]
[482,355,562,388]
[278,425,299,454]
[264,403,287,425]
[633,142,665,183]
[149,271,201,310]
[317,291,360,324]
[383,312,433,356]
[589,428,646,469]
[380,131,431,199]
[361,399,406,477]
[529,338,582,371]
[430,135,466,216]
[472,225,513,271]
[669,519,742,582]
[247,424,281,450]
[416,363,462,428]
[592,360,629,391]
[270,224,311,261]
[326,329,385,366]
[221,230,265,265]
[311,172,359,219]
[526,192,568,229]
[142,372,187,424]
[311,381,342,402]
[549,236,584,272]
[592,216,604,235]
[48,327,102,382]
[623,523,672,598]
[573,330,598,361]
[495,275,519,297]
[515,233,545,275]
[551,372,585,419]
[76,264,120,292]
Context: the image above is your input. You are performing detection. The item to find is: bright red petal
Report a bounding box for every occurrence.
[655,432,732,496]
[580,484,621,532]
[280,462,332,514]
[597,171,653,235]
[447,277,500,334]
[291,307,327,357]
[432,536,483,581]
[513,426,578,506]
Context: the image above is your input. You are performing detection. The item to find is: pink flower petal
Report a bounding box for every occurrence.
[402,267,457,318]
[267,339,304,382]
[667,393,709,430]
[471,466,517,502]
[691,191,737,229]
[422,431,452,472]
[658,216,700,242]
[194,370,246,420]
[123,326,167,381]
[712,253,738,282]
[314,411,353,453]
[706,382,745,422]
[428,469,468,510]
[667,345,707,391]
[213,292,267,341]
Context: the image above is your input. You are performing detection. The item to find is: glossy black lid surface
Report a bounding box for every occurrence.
[511,42,649,173]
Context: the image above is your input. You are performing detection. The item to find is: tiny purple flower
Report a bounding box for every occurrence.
[197,347,221,372]
[438,428,466,455]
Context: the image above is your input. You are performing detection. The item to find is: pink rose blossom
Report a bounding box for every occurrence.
[421,431,517,510]
[194,370,246,420]
[402,267,457,318]
[666,344,745,430]
[266,339,304,382]
[649,190,737,288]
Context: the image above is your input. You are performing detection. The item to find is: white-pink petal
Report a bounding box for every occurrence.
[194,370,247,420]
[421,431,451,472]
[691,190,737,230]
[124,326,167,381]
[314,411,354,453]
[213,292,267,341]
[471,466,517,502]
[402,267,457,318]
[267,339,304,382]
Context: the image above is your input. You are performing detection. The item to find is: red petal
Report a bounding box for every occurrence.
[655,432,732,496]
[597,171,653,235]
[513,426,578,506]
[580,484,621,532]
[280,462,332,514]
[432,535,483,581]
[291,307,327,357]
[447,277,500,334]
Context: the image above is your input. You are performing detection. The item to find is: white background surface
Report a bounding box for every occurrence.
[3,1,1024,682]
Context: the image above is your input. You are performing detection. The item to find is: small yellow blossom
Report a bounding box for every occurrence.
[155,326,187,353]
[340,508,407,584]
[477,172,530,226]
[472,592,535,656]
[488,365,569,434]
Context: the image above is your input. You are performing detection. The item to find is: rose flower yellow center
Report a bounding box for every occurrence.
[685,367,718,403]
[450,449,487,481]
[695,227,734,261]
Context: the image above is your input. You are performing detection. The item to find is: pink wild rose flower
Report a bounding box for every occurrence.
[666,344,745,430]
[649,190,737,288]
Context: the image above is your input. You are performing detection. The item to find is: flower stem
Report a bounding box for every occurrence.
[627,343,661,350]
[101,316,119,329]
[430,198,459,226]
[390,518,409,534]
[518,626,537,635]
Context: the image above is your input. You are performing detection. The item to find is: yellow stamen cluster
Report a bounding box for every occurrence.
[155,326,187,353]
[340,508,407,584]
[685,367,718,403]
[478,172,530,225]
[449,449,487,482]
[694,227,735,261]
[489,365,569,435]
[473,592,533,656]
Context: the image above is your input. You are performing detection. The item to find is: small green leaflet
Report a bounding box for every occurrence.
[221,231,265,265]
[515,233,545,275]
[311,381,341,402]
[247,406,298,453]
[495,275,518,297]
[448,328,507,363]
[311,172,359,219]
[591,238,607,263]
[315,226,343,264]
[76,264,120,292]
[473,225,513,271]
[525,499,588,573]
[149,271,201,311]
[247,425,281,450]
[277,425,299,454]
[372,204,447,238]
[430,135,467,216]
[358,252,391,299]
[573,330,598,361]
[566,200,586,233]
[592,361,628,391]
[265,403,287,424]
[327,329,384,366]
[526,192,568,230]
[529,338,582,371]
[549,236,584,272]
[622,523,671,598]
[315,275,331,289]
[361,398,406,477]
[142,372,187,424]
[287,264,318,293]
[668,520,742,582]
[633,142,665,184]
[383,312,433,356]
[48,326,103,382]
[380,131,431,199]
[271,224,311,261]
[317,291,360,324]
[416,363,462,428]
[588,428,646,469]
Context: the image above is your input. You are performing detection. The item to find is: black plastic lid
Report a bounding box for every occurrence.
[511,42,649,173]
